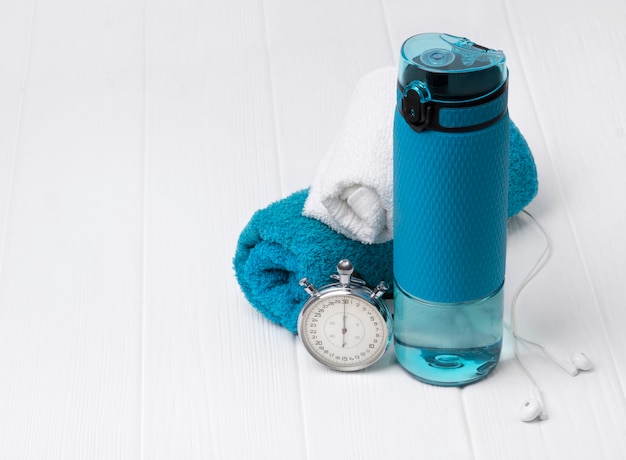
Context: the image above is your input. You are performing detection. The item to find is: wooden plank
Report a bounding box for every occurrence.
[501,1,626,456]
[0,0,34,248]
[263,0,395,194]
[0,0,145,458]
[295,342,474,459]
[141,0,305,458]
[505,0,626,373]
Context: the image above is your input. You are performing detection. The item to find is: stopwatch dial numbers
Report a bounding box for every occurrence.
[302,295,387,370]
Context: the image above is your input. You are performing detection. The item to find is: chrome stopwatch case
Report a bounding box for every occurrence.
[297,259,393,371]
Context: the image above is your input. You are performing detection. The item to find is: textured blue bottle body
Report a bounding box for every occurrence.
[392,34,509,386]
[393,105,509,302]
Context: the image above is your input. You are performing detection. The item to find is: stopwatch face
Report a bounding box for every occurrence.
[298,293,390,371]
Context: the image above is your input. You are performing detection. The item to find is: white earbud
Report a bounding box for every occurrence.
[519,399,543,422]
[541,348,593,376]
[571,351,593,372]
[520,387,548,422]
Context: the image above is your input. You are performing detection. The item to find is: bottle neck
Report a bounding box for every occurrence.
[397,78,508,133]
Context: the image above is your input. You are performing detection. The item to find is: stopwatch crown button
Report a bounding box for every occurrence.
[336,259,354,286]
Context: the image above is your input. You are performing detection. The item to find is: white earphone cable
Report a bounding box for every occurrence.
[506,210,552,392]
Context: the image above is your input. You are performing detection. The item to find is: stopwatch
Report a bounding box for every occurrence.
[297,259,393,371]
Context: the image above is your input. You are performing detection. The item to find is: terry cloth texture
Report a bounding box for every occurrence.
[303,67,396,244]
[303,66,538,244]
[509,121,539,217]
[233,189,393,333]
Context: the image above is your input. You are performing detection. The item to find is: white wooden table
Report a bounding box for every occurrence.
[1,0,625,458]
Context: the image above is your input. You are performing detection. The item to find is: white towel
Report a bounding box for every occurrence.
[303,66,397,244]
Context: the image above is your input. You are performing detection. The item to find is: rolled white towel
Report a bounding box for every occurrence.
[303,66,397,244]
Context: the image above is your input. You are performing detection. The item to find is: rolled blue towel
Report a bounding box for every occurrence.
[234,189,393,333]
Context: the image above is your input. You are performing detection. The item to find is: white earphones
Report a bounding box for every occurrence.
[516,348,592,422]
[508,211,593,423]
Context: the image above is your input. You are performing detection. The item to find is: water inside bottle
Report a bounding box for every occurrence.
[393,285,503,386]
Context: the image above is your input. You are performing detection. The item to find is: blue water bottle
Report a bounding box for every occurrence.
[393,33,509,386]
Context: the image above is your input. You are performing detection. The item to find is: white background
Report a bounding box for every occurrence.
[1,0,625,458]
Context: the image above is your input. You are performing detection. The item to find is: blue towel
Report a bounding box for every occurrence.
[234,189,393,333]
[234,122,538,333]
[509,121,538,216]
